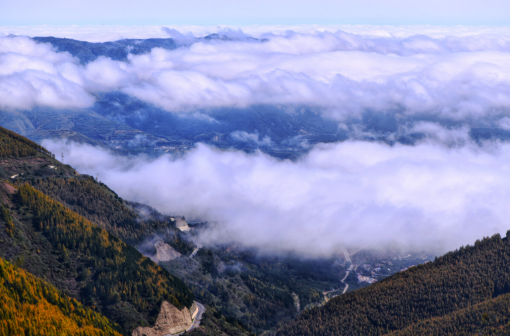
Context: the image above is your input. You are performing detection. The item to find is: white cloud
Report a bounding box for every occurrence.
[43,137,510,256]
[410,122,471,146]
[499,117,510,130]
[6,26,510,257]
[4,29,510,120]
[231,131,273,146]
[0,35,93,110]
[4,25,510,42]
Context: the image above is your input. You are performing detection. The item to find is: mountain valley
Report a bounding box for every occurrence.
[3,110,510,336]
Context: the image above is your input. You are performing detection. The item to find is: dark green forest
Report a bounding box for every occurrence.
[24,177,173,245]
[16,184,194,332]
[278,233,510,335]
[389,293,510,335]
[0,182,194,334]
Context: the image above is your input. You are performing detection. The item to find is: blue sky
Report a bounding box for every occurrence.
[2,0,510,26]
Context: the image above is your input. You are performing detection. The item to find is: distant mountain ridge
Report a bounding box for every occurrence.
[32,37,178,64]
[2,35,510,162]
[32,33,265,65]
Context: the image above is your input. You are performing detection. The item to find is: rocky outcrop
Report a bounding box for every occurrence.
[175,218,191,232]
[132,301,192,336]
[150,241,181,263]
[189,302,199,320]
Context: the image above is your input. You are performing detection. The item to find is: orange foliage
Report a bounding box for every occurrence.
[0,257,121,336]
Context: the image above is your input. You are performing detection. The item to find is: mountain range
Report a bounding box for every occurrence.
[3,36,510,162]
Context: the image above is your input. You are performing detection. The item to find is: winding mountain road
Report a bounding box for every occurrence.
[189,246,201,258]
[341,247,354,294]
[175,302,206,335]
[187,302,206,332]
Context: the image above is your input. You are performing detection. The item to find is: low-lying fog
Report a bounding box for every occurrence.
[45,135,510,257]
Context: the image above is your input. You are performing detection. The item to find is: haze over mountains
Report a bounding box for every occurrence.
[6,28,510,153]
[3,27,510,256]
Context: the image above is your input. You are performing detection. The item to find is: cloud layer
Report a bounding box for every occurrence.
[3,28,510,123]
[44,137,510,256]
[4,25,510,42]
[6,27,510,256]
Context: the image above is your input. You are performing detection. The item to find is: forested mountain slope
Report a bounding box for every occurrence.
[0,256,121,336]
[0,124,78,181]
[0,125,52,158]
[0,124,268,336]
[0,183,193,334]
[278,233,510,335]
[23,177,176,246]
[389,293,510,335]
[0,126,195,334]
[0,125,338,335]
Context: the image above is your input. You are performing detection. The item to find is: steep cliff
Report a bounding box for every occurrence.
[132,301,192,336]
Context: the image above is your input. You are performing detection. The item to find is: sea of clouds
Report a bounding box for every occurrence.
[3,26,510,121]
[45,135,510,256]
[4,25,510,255]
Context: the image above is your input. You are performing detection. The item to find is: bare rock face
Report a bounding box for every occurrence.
[175,218,191,232]
[132,301,192,336]
[150,241,181,263]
